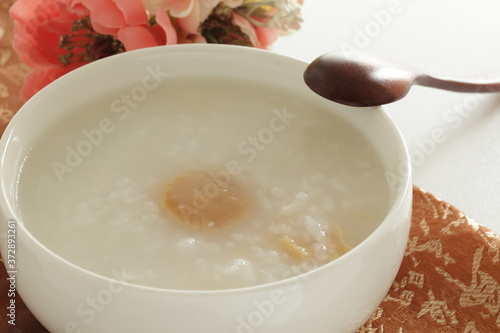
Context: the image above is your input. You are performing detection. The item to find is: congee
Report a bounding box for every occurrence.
[16,76,389,290]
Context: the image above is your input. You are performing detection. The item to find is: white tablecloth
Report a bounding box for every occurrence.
[273,0,500,234]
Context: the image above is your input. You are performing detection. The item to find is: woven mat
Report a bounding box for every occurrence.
[1,2,499,332]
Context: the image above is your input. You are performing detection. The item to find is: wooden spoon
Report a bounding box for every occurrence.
[303,51,500,107]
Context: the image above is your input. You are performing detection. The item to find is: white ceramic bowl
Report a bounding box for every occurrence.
[0,44,411,333]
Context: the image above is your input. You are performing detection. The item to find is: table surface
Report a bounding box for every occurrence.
[272,0,500,234]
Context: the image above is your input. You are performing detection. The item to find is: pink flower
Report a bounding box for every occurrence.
[10,0,176,100]
[67,0,177,50]
[10,0,88,100]
[118,8,177,51]
[10,0,297,101]
[254,26,279,49]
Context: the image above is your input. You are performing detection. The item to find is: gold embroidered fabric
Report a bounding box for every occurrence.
[358,187,499,332]
[0,2,499,332]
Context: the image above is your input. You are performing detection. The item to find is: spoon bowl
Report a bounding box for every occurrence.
[304,51,500,107]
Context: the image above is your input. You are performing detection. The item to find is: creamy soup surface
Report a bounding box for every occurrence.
[17,77,389,290]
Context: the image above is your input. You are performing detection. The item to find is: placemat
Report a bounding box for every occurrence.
[359,187,499,332]
[1,2,499,332]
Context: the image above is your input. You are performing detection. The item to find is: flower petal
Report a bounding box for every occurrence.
[161,0,195,18]
[231,13,258,47]
[81,0,127,33]
[10,0,43,23]
[175,1,201,34]
[118,26,160,51]
[254,26,279,49]
[113,0,148,26]
[87,20,118,36]
[155,9,178,45]
[11,0,60,46]
[21,66,75,100]
[62,0,91,16]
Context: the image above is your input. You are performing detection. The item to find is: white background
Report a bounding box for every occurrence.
[272,0,500,234]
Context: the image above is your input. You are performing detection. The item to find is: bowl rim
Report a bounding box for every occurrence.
[0,43,412,295]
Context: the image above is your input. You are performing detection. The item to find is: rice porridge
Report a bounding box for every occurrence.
[16,77,389,290]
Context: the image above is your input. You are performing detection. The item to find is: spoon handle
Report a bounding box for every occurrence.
[415,74,500,93]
